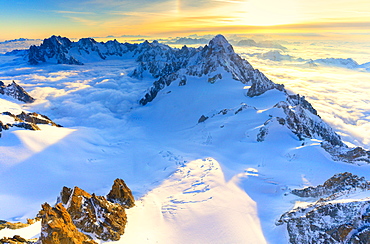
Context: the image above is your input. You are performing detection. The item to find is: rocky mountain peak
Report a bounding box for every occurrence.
[28,35,83,65]
[137,35,285,105]
[78,37,97,46]
[207,34,234,54]
[40,179,135,242]
[42,35,72,49]
[107,178,135,208]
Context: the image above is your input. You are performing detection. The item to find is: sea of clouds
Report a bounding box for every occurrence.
[235,41,370,148]
[0,37,369,149]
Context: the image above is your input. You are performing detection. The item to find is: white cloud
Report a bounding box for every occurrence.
[236,41,370,148]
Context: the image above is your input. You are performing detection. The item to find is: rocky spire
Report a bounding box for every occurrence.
[0,81,35,103]
[36,179,135,242]
[57,186,128,241]
[207,34,235,54]
[28,36,83,65]
[107,178,135,208]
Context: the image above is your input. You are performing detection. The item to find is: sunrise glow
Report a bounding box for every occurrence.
[1,0,370,40]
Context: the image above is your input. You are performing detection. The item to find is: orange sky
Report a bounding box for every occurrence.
[1,0,370,41]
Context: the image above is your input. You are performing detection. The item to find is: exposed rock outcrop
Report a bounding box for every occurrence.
[291,172,370,200]
[273,94,344,147]
[37,179,134,242]
[278,173,370,244]
[256,118,272,142]
[107,178,135,208]
[246,70,284,97]
[15,112,61,127]
[57,186,127,241]
[0,111,62,137]
[0,81,35,103]
[37,203,96,244]
[198,115,209,123]
[322,143,370,164]
[0,235,36,244]
[0,220,30,230]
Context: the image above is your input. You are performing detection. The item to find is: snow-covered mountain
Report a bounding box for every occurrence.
[313,58,359,69]
[278,172,370,243]
[0,34,370,243]
[27,35,139,65]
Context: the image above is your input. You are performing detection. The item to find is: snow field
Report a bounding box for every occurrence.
[0,40,369,243]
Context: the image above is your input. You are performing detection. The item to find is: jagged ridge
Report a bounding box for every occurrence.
[37,178,135,243]
[135,34,284,104]
[0,111,61,137]
[278,173,370,244]
[0,81,35,103]
[20,34,370,163]
[24,35,284,105]
[27,35,138,65]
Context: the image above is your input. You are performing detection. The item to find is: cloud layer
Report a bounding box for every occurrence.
[235,40,370,148]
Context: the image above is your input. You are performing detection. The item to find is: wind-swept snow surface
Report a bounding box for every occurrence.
[0,35,369,243]
[120,158,267,244]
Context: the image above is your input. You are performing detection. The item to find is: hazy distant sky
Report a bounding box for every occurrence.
[1,0,370,40]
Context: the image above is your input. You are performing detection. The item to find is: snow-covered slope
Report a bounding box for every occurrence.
[0,35,369,243]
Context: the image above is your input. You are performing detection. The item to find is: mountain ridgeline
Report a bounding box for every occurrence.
[23,34,370,164]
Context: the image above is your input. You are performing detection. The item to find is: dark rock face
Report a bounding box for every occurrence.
[0,81,35,103]
[278,173,370,244]
[37,203,97,244]
[322,143,370,164]
[273,95,344,147]
[287,94,318,116]
[107,178,135,208]
[267,94,370,164]
[291,172,370,200]
[246,70,284,97]
[198,115,209,123]
[256,118,272,142]
[280,200,370,244]
[28,35,82,65]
